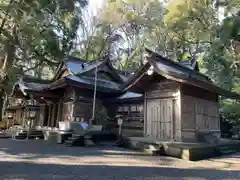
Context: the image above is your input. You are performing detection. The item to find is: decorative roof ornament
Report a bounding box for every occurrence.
[147,65,154,76]
[143,53,151,65]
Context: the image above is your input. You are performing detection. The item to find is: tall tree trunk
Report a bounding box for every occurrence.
[0,26,17,121]
[0,92,4,121]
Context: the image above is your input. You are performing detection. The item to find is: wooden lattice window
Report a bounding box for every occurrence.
[117,106,123,112]
[123,106,129,112]
[137,105,144,112]
[130,105,137,112]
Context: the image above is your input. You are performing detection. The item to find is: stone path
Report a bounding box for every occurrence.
[0,139,239,180]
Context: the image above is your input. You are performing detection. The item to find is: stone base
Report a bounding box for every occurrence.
[121,137,240,161]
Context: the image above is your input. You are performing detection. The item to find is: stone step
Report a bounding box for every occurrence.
[67,137,79,141]
[84,139,95,146]
[64,140,74,146]
[220,149,237,155]
[218,146,229,150]
[118,137,164,155]
[15,135,27,140]
[18,132,27,136]
[30,134,44,139]
[64,139,85,146]
[0,134,11,139]
[217,145,237,155]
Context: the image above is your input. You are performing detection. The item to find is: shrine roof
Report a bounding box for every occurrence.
[125,48,240,99]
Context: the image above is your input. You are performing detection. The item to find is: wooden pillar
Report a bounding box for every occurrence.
[33,102,40,127]
[47,104,52,127]
[143,92,147,136]
[51,104,56,128]
[56,103,62,127]
[39,104,45,127]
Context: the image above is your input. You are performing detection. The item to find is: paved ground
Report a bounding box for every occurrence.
[0,139,239,180]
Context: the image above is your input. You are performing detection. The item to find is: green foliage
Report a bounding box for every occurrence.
[0,0,88,86]
[0,0,88,120]
[96,0,240,132]
[221,99,240,133]
[0,0,239,132]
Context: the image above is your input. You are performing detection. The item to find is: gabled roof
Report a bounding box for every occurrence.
[116,70,134,82]
[53,56,88,80]
[75,60,124,84]
[125,48,240,99]
[11,56,128,97]
[46,57,125,92]
[53,56,125,84]
[41,75,123,93]
[11,77,50,96]
[10,77,58,98]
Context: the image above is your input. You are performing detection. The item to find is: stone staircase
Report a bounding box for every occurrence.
[0,131,11,139]
[15,129,44,140]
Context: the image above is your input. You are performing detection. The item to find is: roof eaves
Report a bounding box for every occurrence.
[65,75,123,92]
[40,78,67,90]
[124,63,151,90]
[150,59,240,99]
[145,48,211,82]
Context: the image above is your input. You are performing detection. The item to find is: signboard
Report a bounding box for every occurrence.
[117,118,123,125]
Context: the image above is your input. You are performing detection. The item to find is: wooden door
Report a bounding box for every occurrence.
[146,98,174,140]
[15,109,22,125]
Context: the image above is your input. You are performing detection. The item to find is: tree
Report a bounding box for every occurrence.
[99,0,240,132]
[97,0,165,70]
[0,0,88,120]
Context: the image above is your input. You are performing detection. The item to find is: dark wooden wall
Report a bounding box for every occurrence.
[181,83,218,102]
[180,83,220,142]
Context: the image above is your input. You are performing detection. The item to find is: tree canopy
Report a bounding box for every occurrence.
[0,0,240,131]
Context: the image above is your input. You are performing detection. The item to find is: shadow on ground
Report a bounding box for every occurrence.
[0,161,239,180]
[0,139,239,180]
[0,139,169,159]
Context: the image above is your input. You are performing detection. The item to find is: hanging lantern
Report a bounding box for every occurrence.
[5,110,14,119]
[26,99,37,119]
[29,109,36,118]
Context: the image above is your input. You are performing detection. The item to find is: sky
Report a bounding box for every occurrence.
[88,0,104,15]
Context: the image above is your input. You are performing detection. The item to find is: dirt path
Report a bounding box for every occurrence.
[0,139,239,180]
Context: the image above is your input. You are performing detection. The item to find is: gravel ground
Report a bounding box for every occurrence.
[0,139,239,180]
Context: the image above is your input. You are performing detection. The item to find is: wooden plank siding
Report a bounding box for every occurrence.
[181,84,220,142]
[115,102,144,136]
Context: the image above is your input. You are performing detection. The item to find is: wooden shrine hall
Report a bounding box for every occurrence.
[7,49,240,142]
[8,56,143,134]
[124,49,240,142]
